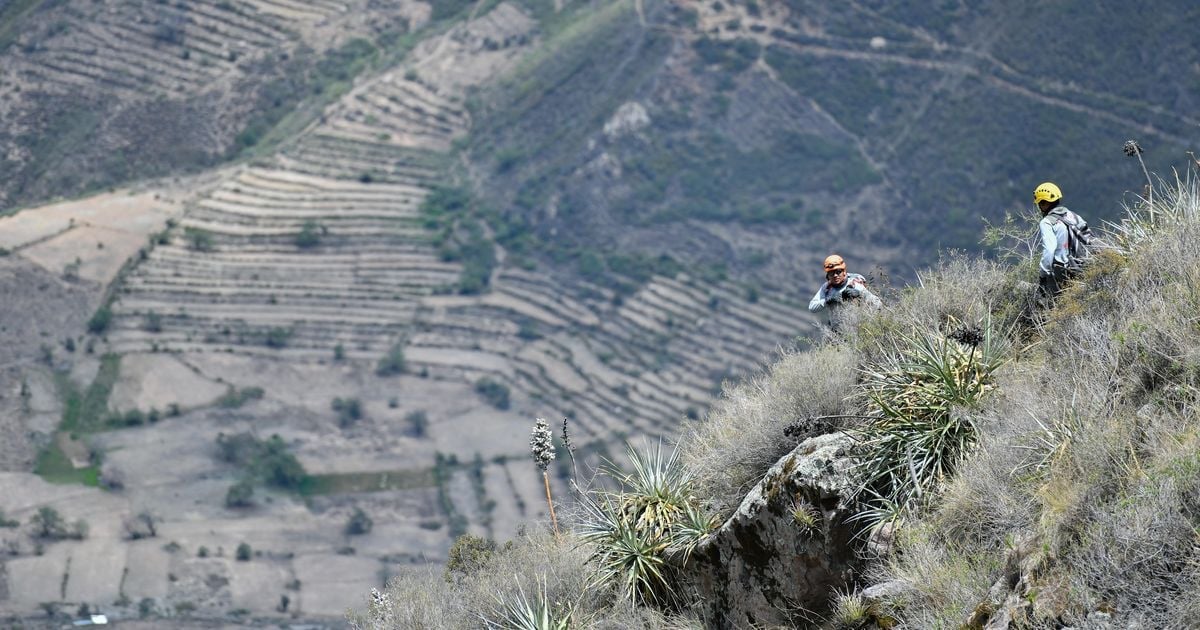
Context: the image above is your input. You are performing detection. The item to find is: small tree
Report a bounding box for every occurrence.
[87,305,113,334]
[185,227,214,252]
[144,311,163,333]
[345,507,373,536]
[444,534,497,582]
[261,436,305,489]
[404,410,429,438]
[475,378,511,410]
[30,506,66,539]
[295,220,322,249]
[225,480,254,508]
[332,397,364,427]
[235,542,252,561]
[124,511,159,540]
[376,343,406,376]
[264,327,292,348]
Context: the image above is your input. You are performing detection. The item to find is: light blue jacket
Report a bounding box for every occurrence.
[1039,206,1087,276]
[1039,215,1069,276]
[808,273,881,312]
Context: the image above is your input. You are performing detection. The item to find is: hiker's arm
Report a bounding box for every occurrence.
[808,286,828,312]
[1038,221,1057,276]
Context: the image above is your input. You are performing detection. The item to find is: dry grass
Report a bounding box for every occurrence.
[352,530,703,629]
[873,168,1200,628]
[680,343,860,517]
[353,168,1200,629]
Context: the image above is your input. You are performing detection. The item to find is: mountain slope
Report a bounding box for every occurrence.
[463,0,1198,294]
[0,0,424,208]
[350,168,1200,630]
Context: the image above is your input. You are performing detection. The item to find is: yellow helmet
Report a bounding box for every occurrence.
[1033,182,1062,204]
[823,254,846,273]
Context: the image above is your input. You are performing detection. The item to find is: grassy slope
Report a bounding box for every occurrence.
[682,169,1200,628]
[356,169,1200,628]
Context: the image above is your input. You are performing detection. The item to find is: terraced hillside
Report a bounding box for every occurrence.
[0,0,427,207]
[6,0,1191,624]
[0,2,814,623]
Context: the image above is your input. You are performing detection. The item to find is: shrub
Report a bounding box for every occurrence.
[405,410,428,438]
[474,378,510,410]
[457,234,495,295]
[225,480,254,508]
[445,535,499,582]
[30,507,66,539]
[376,343,406,376]
[236,542,252,561]
[332,397,363,427]
[184,227,214,252]
[124,511,159,540]
[87,305,112,334]
[215,432,307,492]
[144,311,163,333]
[257,435,307,490]
[217,386,265,408]
[264,327,292,348]
[345,507,373,536]
[295,220,322,248]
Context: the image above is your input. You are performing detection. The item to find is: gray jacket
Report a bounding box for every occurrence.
[1039,206,1088,276]
[808,273,882,312]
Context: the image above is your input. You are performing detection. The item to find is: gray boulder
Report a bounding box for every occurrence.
[683,432,860,628]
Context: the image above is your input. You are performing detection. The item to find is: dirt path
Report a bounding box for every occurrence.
[764,38,1190,146]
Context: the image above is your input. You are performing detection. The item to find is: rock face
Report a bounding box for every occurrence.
[686,432,860,628]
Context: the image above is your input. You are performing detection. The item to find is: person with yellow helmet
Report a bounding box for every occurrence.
[808,254,881,315]
[1034,182,1092,296]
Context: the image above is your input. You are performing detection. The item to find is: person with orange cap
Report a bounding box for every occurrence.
[1033,182,1092,296]
[808,254,880,314]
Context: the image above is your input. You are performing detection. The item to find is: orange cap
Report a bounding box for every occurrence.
[823,255,846,273]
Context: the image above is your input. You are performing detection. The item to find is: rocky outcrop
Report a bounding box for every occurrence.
[684,432,861,628]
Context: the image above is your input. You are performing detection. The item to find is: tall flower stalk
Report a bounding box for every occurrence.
[530,418,560,540]
[1125,139,1153,210]
[561,417,578,489]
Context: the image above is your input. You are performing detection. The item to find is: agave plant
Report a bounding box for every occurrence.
[482,576,574,630]
[852,318,1009,530]
[576,441,715,607]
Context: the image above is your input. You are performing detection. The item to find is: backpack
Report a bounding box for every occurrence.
[1049,207,1092,270]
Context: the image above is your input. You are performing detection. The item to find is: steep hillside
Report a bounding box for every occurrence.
[351,168,1200,629]
[0,0,1196,626]
[464,0,1199,292]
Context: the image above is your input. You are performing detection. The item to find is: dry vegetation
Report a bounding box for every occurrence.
[353,167,1200,629]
